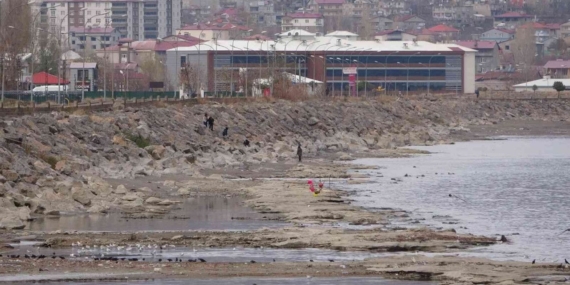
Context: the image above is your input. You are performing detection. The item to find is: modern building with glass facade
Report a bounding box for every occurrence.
[166,30,476,95]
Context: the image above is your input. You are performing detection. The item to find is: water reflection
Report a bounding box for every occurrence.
[26,196,282,232]
[342,137,570,262]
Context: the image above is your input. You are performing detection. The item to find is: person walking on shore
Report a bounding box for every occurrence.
[207,116,215,131]
[204,113,209,128]
[222,126,228,138]
[297,143,303,162]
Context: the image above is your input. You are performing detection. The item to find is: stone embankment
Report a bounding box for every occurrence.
[1,98,570,229]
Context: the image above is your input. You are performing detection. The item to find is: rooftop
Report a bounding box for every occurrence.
[427,24,460,33]
[455,40,497,50]
[285,12,323,19]
[513,77,570,88]
[495,12,533,18]
[168,37,477,53]
[544,59,570,69]
[326,31,358,37]
[314,0,345,4]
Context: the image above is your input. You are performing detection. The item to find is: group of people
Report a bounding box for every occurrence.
[202,113,304,163]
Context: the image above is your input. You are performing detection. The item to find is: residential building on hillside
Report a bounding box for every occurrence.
[455,40,500,73]
[282,13,324,33]
[493,12,533,29]
[308,0,345,17]
[245,0,276,26]
[544,59,570,79]
[480,28,515,42]
[427,24,460,42]
[433,4,475,25]
[561,21,570,38]
[33,0,182,41]
[372,16,394,31]
[391,15,425,31]
[377,0,409,17]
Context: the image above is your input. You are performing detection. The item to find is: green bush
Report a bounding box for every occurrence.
[124,132,151,148]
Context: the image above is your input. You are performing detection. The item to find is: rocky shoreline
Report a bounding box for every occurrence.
[2,98,570,283]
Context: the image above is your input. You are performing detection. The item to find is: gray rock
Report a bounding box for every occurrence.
[308,117,320,126]
[114,185,128,194]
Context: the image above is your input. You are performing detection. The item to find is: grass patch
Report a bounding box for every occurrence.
[124,132,151,148]
[39,153,59,169]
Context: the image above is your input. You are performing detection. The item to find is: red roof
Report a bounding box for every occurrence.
[427,24,460,33]
[32,72,69,85]
[544,59,570,69]
[545,23,561,30]
[285,12,323,19]
[494,12,533,18]
[315,0,344,4]
[455,40,497,50]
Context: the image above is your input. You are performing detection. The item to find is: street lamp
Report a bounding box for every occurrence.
[424,53,441,96]
[384,51,399,95]
[81,9,109,101]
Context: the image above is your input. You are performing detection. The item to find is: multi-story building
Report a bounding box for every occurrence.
[493,12,533,29]
[68,26,121,52]
[377,0,409,17]
[455,40,500,73]
[33,0,182,41]
[166,30,478,94]
[308,0,345,18]
[432,3,474,26]
[281,13,324,34]
[244,0,276,26]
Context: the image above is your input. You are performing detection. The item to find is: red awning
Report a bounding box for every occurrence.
[32,72,69,85]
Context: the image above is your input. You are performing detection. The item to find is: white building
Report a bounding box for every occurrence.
[513,76,570,92]
[165,31,477,95]
[31,0,182,41]
[281,13,324,34]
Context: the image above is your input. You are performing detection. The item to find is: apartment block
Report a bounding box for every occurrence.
[33,0,182,41]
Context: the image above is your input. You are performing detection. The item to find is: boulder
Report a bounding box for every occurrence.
[122,193,140,202]
[2,170,19,182]
[114,184,128,194]
[145,145,166,160]
[71,186,92,206]
[177,188,191,196]
[308,117,320,126]
[145,197,163,205]
[0,207,31,230]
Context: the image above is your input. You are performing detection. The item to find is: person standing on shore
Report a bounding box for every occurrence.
[222,126,228,138]
[297,143,303,162]
[207,116,215,131]
[204,113,209,128]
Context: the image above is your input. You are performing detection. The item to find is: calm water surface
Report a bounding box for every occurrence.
[344,137,570,263]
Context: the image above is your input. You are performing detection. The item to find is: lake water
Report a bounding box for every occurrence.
[343,137,570,263]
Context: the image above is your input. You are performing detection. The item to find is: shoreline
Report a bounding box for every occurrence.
[1,105,570,283]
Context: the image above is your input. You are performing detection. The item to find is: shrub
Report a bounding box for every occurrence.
[124,132,151,148]
[39,153,59,169]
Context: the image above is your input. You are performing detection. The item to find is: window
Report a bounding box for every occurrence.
[305,19,309,23]
[70,18,74,24]
[505,45,510,50]
[51,10,55,16]
[91,37,96,41]
[96,11,101,15]
[294,19,298,23]
[92,45,96,49]
[96,19,101,24]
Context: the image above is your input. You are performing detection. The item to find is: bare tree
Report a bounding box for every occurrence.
[180,63,201,96]
[358,9,373,40]
[0,0,32,90]
[513,24,537,69]
[138,54,167,83]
